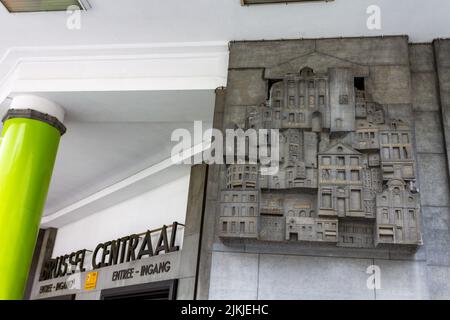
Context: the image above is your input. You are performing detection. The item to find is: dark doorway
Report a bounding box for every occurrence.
[100,280,177,300]
[38,294,75,300]
[354,77,365,91]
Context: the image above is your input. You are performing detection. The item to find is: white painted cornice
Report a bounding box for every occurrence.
[0,41,229,102]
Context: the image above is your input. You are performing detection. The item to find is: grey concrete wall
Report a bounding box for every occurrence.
[177,164,208,300]
[200,37,450,300]
[426,40,450,299]
[196,88,226,300]
[434,40,450,182]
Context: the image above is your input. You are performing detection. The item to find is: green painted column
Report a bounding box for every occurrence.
[0,95,65,300]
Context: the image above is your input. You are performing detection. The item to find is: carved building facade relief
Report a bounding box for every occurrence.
[218,63,422,249]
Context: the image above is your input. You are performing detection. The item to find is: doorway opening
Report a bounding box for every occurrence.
[100,280,177,300]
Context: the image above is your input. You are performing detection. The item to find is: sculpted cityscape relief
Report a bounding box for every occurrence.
[219,66,422,248]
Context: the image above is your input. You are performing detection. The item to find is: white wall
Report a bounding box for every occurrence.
[0,0,448,58]
[51,168,191,257]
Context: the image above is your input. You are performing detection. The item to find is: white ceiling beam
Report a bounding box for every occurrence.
[0,41,229,102]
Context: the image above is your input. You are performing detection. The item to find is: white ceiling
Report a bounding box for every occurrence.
[16,90,217,122]
[0,90,215,216]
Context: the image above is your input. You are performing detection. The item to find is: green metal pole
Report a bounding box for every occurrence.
[0,101,65,300]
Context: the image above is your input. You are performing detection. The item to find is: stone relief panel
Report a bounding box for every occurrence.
[219,189,259,239]
[219,63,422,248]
[375,179,421,245]
[338,221,374,248]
